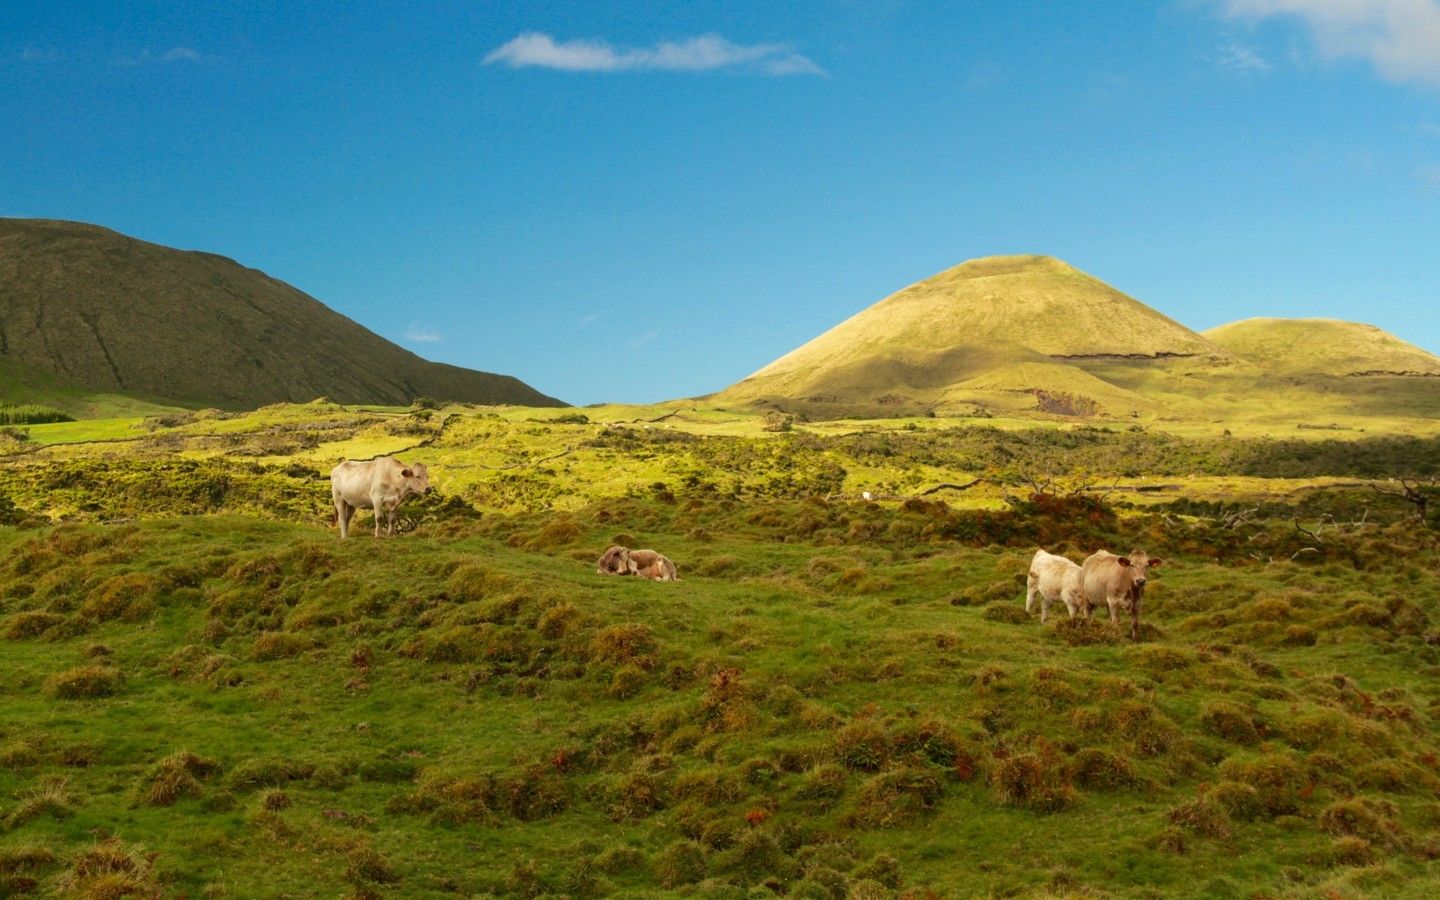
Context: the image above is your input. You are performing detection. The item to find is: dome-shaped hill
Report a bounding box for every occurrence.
[0,219,563,409]
[1203,318,1440,377]
[720,254,1226,406]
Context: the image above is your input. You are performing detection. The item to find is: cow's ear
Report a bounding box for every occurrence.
[1117,557,1132,567]
[1149,558,1163,568]
[402,468,414,478]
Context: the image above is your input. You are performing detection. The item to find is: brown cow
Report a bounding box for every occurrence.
[1081,549,1162,639]
[626,549,678,582]
[330,457,431,538]
[596,545,632,575]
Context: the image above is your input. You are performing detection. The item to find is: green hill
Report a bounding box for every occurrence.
[719,255,1227,415]
[0,218,564,410]
[1204,318,1440,378]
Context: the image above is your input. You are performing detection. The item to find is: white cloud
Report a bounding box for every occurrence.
[483,32,824,76]
[1217,42,1273,71]
[404,324,442,343]
[1223,0,1440,87]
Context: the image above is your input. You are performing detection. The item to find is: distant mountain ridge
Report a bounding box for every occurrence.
[0,218,564,409]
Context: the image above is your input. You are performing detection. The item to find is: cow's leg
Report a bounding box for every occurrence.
[342,503,357,537]
[386,505,397,536]
[334,495,349,539]
[1130,595,1141,640]
[372,494,384,537]
[1107,596,1120,623]
[1040,592,1051,624]
[1025,574,1038,614]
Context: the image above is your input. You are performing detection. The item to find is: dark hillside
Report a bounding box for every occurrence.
[0,219,563,409]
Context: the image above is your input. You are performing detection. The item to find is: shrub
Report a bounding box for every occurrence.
[3,779,74,827]
[1317,798,1407,847]
[833,720,890,771]
[79,573,158,623]
[590,623,658,667]
[715,829,792,885]
[1167,796,1231,839]
[982,602,1030,624]
[989,749,1075,811]
[1069,748,1137,790]
[794,763,849,806]
[854,853,902,889]
[846,767,944,827]
[44,665,122,699]
[610,772,666,822]
[250,631,314,660]
[141,751,220,806]
[1211,781,1263,822]
[3,611,65,640]
[656,840,707,888]
[609,664,648,699]
[1199,700,1264,745]
[1217,753,1305,817]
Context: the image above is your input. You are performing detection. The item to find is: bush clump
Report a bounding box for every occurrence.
[845,767,945,827]
[44,665,122,699]
[989,749,1075,811]
[656,840,708,888]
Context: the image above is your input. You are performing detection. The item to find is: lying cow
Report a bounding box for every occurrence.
[331,456,431,538]
[1025,549,1084,623]
[595,545,679,581]
[1081,549,1162,640]
[627,549,678,582]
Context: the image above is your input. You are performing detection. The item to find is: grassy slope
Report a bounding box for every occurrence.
[2,404,1440,896]
[2,507,1440,898]
[0,356,185,421]
[0,218,563,409]
[719,255,1227,406]
[1205,319,1440,377]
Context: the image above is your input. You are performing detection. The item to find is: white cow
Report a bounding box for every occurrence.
[331,457,431,538]
[1025,549,1085,623]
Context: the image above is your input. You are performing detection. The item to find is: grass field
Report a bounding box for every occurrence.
[2,402,1439,897]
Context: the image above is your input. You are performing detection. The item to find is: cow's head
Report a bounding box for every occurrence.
[400,462,431,495]
[1117,549,1162,589]
[597,546,631,575]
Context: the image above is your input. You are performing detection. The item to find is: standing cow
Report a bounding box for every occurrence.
[331,457,431,538]
[1025,549,1084,623]
[1081,549,1162,640]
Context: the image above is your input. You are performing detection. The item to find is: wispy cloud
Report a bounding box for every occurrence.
[19,46,58,62]
[1222,0,1440,88]
[162,47,203,63]
[1418,163,1440,190]
[1217,42,1272,72]
[628,328,660,349]
[115,46,213,67]
[483,32,824,76]
[404,324,442,343]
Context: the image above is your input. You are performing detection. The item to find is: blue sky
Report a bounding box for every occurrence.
[3,1,1439,404]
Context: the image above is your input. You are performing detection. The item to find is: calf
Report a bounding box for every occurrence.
[1025,549,1084,623]
[331,457,431,538]
[1081,549,1163,640]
